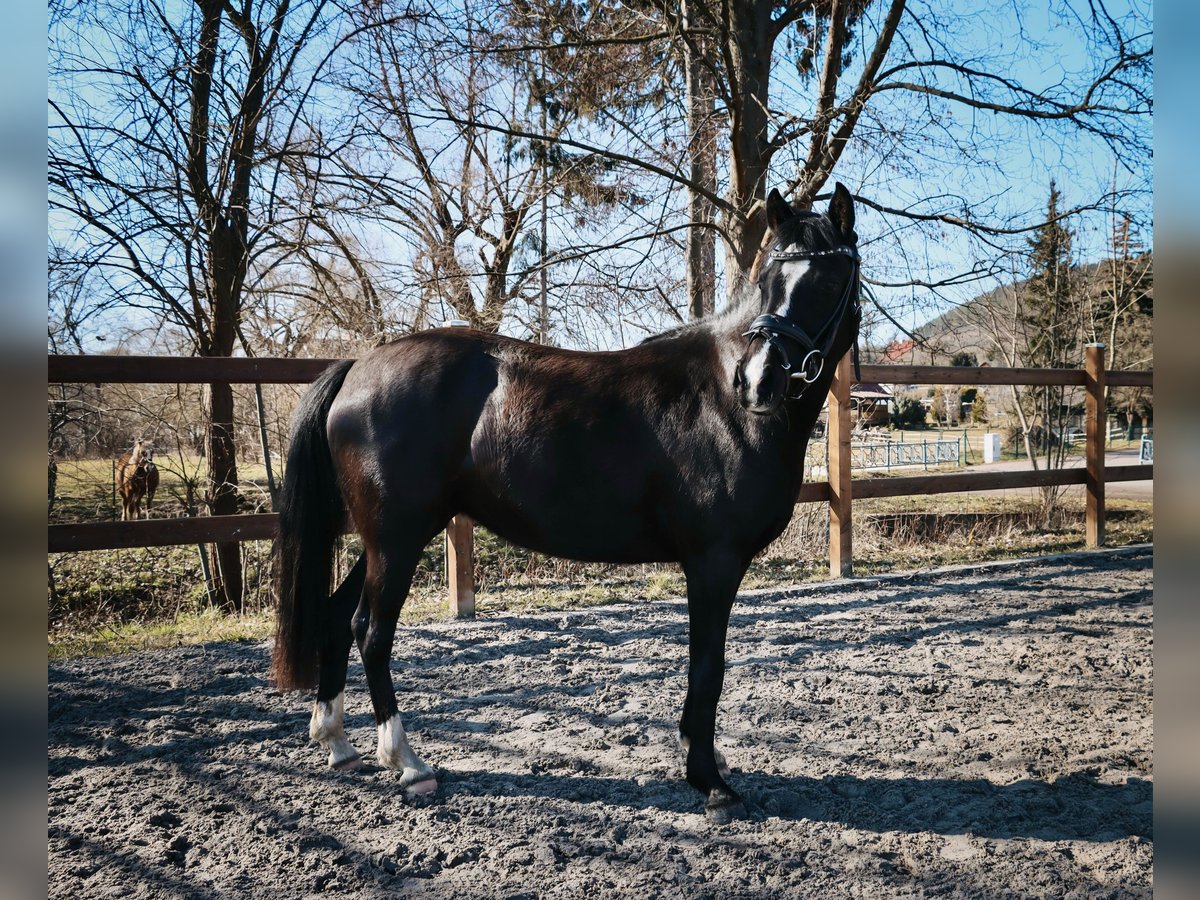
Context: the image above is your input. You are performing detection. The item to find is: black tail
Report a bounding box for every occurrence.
[272,360,355,692]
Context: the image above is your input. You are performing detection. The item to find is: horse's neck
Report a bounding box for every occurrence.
[701,289,765,382]
[720,279,764,330]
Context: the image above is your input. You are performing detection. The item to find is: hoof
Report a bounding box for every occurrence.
[400,769,439,797]
[331,752,363,772]
[705,789,747,825]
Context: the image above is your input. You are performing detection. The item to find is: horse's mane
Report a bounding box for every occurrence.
[637,251,768,346]
[637,205,840,346]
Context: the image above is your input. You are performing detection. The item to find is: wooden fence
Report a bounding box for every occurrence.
[48,346,1153,615]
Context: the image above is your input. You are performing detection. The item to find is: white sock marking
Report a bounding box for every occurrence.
[377,713,436,791]
[310,693,359,768]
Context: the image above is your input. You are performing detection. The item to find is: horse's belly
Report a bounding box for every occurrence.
[456,389,738,564]
[463,482,675,563]
[457,457,677,563]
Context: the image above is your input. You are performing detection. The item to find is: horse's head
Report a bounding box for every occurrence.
[734,183,860,416]
[129,439,153,467]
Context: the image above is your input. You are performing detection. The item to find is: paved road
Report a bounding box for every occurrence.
[962,448,1152,501]
[820,448,1153,501]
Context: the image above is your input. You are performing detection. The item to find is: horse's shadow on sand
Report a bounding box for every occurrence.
[431,766,1152,842]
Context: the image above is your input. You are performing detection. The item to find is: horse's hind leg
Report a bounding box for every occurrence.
[310,553,367,770]
[355,533,438,795]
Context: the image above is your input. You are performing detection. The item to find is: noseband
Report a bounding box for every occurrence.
[742,244,862,401]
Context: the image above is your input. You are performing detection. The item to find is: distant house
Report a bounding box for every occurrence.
[851,382,894,427]
[879,339,916,364]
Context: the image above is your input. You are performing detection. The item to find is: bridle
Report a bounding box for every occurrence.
[742,244,862,402]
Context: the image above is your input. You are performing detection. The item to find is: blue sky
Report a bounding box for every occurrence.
[45,0,1153,352]
[782,0,1154,344]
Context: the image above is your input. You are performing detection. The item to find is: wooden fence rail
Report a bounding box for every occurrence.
[48,350,1153,614]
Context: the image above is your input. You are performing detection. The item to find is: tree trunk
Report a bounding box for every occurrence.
[721,0,775,299]
[683,0,717,319]
[254,382,279,509]
[204,216,245,611]
[206,379,243,611]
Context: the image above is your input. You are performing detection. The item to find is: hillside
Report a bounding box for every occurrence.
[874,257,1152,368]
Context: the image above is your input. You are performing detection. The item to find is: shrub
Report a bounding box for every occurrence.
[971,394,989,423]
[892,396,927,428]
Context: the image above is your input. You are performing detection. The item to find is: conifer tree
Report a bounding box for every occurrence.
[1024,180,1077,371]
[1020,180,1080,524]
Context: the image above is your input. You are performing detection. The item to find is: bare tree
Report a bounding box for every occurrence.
[658,1,1150,302]
[1085,210,1153,437]
[49,0,348,609]
[331,1,665,338]
[450,0,1151,315]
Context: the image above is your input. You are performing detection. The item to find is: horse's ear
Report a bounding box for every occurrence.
[828,182,857,242]
[765,189,794,233]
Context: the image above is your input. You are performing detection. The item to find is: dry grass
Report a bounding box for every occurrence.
[50,454,275,524]
[48,491,1152,660]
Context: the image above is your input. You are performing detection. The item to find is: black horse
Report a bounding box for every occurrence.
[273,185,861,822]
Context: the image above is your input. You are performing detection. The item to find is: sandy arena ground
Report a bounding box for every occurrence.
[48,546,1152,898]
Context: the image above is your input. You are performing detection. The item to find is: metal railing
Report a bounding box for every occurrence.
[855,437,961,470]
[808,436,964,473]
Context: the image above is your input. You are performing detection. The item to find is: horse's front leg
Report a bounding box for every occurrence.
[679,551,747,823]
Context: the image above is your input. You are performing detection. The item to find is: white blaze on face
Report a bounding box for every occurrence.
[742,338,775,402]
[780,259,811,309]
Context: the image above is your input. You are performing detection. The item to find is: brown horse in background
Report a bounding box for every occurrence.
[117,440,158,520]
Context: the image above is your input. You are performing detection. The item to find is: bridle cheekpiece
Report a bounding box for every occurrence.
[742,243,862,401]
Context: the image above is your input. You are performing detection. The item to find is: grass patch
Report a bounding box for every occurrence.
[50,454,275,524]
[49,606,272,660]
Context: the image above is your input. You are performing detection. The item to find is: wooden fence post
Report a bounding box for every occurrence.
[1084,343,1107,547]
[828,352,853,577]
[446,515,476,618]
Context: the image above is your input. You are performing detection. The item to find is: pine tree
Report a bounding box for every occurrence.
[1020,180,1081,525]
[1024,180,1076,370]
